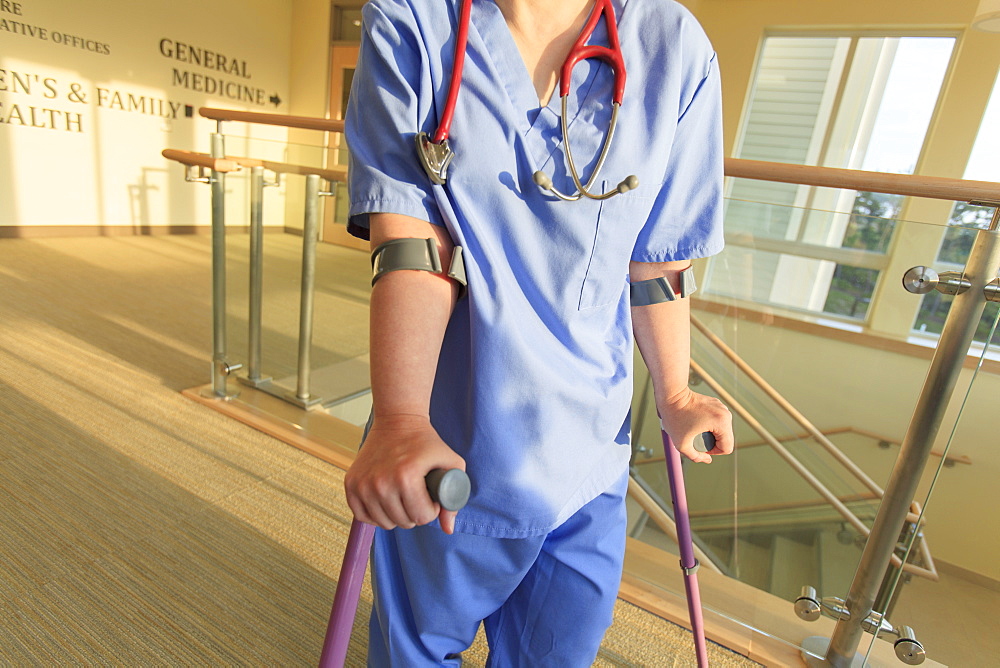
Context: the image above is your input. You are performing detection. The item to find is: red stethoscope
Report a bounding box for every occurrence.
[416,0,639,200]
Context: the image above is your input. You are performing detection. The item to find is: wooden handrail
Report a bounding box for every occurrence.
[725,157,1000,204]
[682,493,879,521]
[162,150,347,183]
[724,427,971,466]
[830,426,972,466]
[200,107,345,133]
[185,113,997,204]
[690,359,872,537]
[161,149,241,173]
[692,315,885,497]
[226,156,348,183]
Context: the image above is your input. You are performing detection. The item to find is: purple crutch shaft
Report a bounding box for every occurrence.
[662,430,709,668]
[319,518,376,668]
[319,468,471,667]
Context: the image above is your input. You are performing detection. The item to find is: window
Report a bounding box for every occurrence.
[707,35,956,321]
[912,68,1000,341]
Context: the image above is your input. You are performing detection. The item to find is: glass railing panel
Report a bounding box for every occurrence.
[723,192,899,252]
[860,303,1000,668]
[203,130,372,429]
[627,195,980,658]
[631,377,873,605]
[690,333,883,511]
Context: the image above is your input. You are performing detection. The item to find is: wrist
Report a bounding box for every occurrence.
[371,412,432,429]
[657,385,694,415]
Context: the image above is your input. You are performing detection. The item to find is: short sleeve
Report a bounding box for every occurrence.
[631,54,724,263]
[345,0,446,240]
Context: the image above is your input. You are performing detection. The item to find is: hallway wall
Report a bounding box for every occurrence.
[1,0,294,235]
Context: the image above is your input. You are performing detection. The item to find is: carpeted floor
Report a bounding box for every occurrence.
[0,234,760,666]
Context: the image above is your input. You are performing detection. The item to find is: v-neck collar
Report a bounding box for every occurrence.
[470,0,608,170]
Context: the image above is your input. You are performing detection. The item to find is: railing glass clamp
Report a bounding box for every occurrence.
[902,266,970,296]
[894,626,926,665]
[985,277,1000,303]
[794,586,822,621]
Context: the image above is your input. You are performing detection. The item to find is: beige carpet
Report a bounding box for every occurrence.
[0,234,759,666]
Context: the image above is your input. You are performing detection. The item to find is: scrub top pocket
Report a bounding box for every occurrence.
[578,186,654,310]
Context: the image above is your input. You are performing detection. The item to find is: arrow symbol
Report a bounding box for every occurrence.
[269,93,282,107]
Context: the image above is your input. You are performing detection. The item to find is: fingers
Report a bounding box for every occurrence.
[344,431,467,534]
[347,470,439,531]
[706,429,735,456]
[439,509,457,535]
[659,392,735,464]
[676,441,713,464]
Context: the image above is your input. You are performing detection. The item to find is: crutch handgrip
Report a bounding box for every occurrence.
[425,468,471,511]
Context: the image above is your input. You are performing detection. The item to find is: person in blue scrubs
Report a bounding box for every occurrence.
[343,0,734,664]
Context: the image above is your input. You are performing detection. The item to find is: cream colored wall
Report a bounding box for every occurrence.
[1,0,293,230]
[283,0,332,233]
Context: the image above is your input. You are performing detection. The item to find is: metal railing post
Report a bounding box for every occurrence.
[290,174,323,408]
[822,214,1000,666]
[245,165,268,385]
[207,126,241,398]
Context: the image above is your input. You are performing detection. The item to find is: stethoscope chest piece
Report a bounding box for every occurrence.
[416,132,455,185]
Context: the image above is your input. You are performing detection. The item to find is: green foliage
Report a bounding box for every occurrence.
[840,191,902,253]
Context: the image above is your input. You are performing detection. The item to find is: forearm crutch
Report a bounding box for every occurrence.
[319,468,471,668]
[660,427,712,668]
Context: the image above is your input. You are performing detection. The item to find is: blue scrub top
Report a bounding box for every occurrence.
[347,0,724,537]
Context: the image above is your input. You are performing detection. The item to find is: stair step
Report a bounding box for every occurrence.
[818,526,864,595]
[731,535,771,591]
[770,533,819,601]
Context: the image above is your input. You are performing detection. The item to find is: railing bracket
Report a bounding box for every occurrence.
[184,164,212,184]
[984,277,1000,303]
[902,266,971,296]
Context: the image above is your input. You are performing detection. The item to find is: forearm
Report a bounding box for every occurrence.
[630,260,734,462]
[630,260,692,405]
[369,214,459,421]
[346,213,465,532]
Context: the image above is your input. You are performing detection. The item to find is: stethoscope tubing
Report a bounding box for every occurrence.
[433,0,473,144]
[423,0,638,201]
[558,99,630,201]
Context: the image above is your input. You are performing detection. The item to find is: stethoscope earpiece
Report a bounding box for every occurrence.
[532,171,555,192]
[532,170,639,202]
[617,175,639,194]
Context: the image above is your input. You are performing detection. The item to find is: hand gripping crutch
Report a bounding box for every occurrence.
[319,467,471,668]
[660,427,712,668]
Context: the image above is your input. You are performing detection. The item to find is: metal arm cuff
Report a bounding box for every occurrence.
[629,266,697,306]
[371,237,468,289]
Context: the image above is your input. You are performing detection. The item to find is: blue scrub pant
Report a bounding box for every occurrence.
[367,472,628,667]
